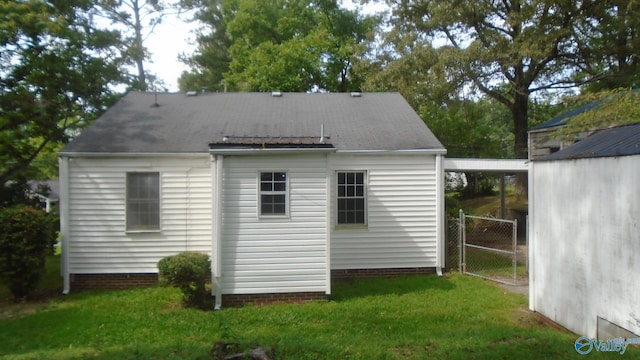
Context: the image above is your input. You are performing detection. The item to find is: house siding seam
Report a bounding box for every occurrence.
[220,155,329,295]
[329,154,438,270]
[66,157,213,275]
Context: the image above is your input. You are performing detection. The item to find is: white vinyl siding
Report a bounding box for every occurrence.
[66,156,212,274]
[221,154,328,294]
[329,154,438,269]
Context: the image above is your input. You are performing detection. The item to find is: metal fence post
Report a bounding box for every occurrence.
[459,209,464,274]
[513,219,518,286]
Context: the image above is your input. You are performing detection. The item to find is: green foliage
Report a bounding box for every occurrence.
[554,89,640,140]
[180,0,379,92]
[0,0,123,190]
[158,252,212,309]
[0,205,56,301]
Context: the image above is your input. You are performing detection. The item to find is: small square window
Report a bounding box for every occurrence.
[260,172,287,216]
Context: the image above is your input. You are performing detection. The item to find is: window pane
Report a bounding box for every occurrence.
[337,171,365,225]
[127,173,160,231]
[259,172,287,216]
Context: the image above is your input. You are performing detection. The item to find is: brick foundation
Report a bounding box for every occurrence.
[71,273,158,290]
[221,292,327,307]
[331,267,435,280]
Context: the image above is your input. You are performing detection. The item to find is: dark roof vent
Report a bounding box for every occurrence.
[186,91,198,96]
[350,92,362,98]
[271,91,283,97]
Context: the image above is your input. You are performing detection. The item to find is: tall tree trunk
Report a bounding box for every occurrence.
[133,0,146,90]
[512,89,529,199]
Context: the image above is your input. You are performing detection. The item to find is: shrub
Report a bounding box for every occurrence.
[158,252,212,309]
[0,205,55,301]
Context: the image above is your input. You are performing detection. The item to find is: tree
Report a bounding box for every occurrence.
[0,0,122,198]
[178,0,231,92]
[387,0,592,159]
[95,0,179,90]
[575,0,640,91]
[179,0,378,92]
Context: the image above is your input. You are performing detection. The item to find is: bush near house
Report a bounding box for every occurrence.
[158,251,212,309]
[0,205,56,301]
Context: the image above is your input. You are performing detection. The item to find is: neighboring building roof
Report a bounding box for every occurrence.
[531,101,600,131]
[540,123,640,161]
[61,92,445,154]
[28,180,60,200]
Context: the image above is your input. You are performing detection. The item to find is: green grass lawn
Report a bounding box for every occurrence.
[1,266,628,359]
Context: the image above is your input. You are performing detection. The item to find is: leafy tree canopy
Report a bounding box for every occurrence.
[179,0,379,92]
[0,0,123,205]
[382,0,640,158]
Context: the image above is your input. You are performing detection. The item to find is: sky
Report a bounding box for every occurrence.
[142,1,388,92]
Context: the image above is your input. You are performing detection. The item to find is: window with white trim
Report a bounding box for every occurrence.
[337,171,366,225]
[126,172,160,231]
[260,171,287,216]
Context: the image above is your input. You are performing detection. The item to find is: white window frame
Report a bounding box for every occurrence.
[336,170,367,226]
[126,172,161,232]
[258,170,289,218]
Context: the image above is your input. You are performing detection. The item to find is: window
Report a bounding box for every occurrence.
[337,171,366,225]
[260,171,287,216]
[126,172,160,231]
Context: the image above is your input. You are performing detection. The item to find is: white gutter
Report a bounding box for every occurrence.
[337,148,447,155]
[58,156,71,294]
[209,148,337,156]
[57,152,208,158]
[435,154,445,276]
[212,155,224,310]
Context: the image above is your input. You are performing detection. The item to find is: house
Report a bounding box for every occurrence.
[58,91,447,307]
[528,123,640,338]
[528,101,598,160]
[28,180,59,213]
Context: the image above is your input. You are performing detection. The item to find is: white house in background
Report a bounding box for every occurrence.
[529,123,640,338]
[58,91,446,307]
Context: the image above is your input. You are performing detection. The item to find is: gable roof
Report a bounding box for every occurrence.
[539,123,640,161]
[61,92,445,154]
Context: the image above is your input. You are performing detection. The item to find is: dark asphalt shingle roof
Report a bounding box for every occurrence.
[61,92,445,153]
[540,123,640,161]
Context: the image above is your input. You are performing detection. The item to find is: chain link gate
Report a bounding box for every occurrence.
[457,210,523,286]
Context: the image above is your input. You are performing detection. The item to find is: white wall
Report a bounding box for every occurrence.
[66,156,213,274]
[220,154,329,294]
[530,155,640,337]
[329,154,438,269]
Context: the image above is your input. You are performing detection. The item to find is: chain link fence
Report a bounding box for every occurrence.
[446,211,528,286]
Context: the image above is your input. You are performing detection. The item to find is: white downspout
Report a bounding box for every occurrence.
[527,151,535,311]
[324,154,331,295]
[212,155,224,310]
[59,156,71,294]
[435,153,445,276]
